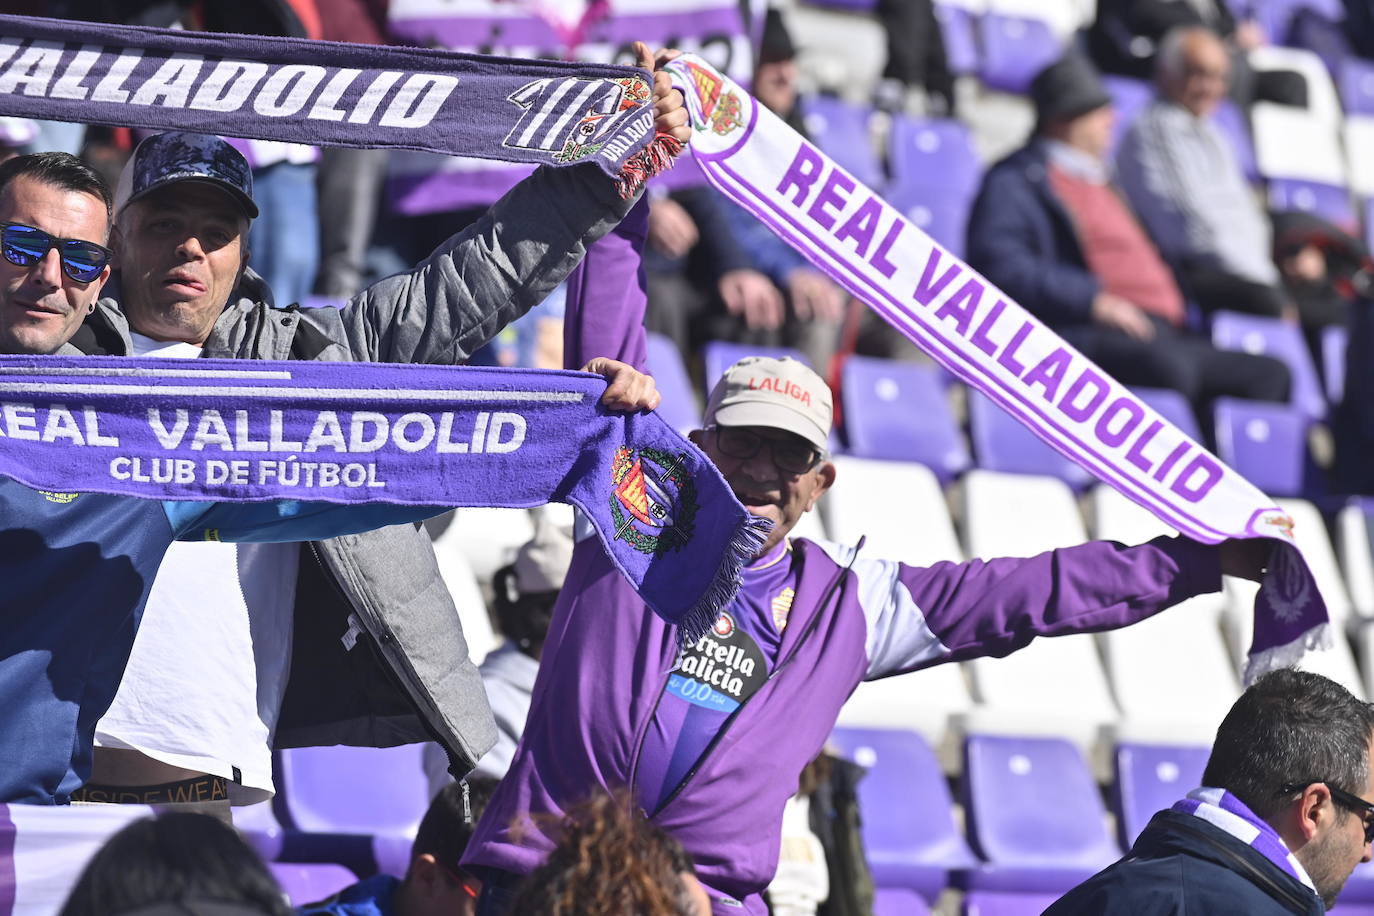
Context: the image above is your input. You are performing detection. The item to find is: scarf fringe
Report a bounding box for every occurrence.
[677,514,772,647]
[615,132,684,199]
[1242,622,1334,686]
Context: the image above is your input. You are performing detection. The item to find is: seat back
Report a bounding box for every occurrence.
[1213,99,1261,183]
[1113,743,1211,847]
[828,457,961,565]
[1213,399,1309,498]
[1132,386,1203,444]
[977,13,1062,94]
[276,744,431,835]
[1268,177,1357,232]
[968,392,1092,489]
[888,116,981,198]
[963,734,1120,867]
[702,340,810,392]
[1103,75,1153,155]
[644,332,702,434]
[935,3,979,75]
[269,863,359,906]
[1340,57,1374,116]
[885,182,976,259]
[841,357,970,478]
[1211,310,1327,421]
[799,95,883,191]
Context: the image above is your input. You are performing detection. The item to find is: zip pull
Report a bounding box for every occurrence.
[460,778,473,824]
[341,613,364,651]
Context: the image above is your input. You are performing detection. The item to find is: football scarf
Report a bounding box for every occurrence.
[0,14,676,196]
[0,356,766,638]
[664,55,1328,682]
[1173,788,1319,892]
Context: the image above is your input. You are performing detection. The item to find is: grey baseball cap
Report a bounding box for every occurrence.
[114,132,258,219]
[704,356,832,451]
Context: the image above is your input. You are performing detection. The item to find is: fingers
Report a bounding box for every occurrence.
[654,47,684,67]
[582,357,662,412]
[633,40,654,73]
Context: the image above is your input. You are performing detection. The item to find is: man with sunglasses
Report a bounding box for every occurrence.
[1048,668,1374,914]
[465,354,1269,916]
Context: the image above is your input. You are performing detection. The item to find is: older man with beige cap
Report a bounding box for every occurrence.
[465,355,1264,916]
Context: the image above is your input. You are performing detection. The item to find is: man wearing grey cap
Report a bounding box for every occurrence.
[465,354,1270,916]
[74,42,684,807]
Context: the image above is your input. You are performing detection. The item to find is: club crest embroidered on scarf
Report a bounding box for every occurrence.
[611,445,698,555]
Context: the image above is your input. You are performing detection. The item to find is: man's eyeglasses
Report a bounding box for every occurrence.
[1,222,111,283]
[708,425,823,475]
[1281,781,1374,844]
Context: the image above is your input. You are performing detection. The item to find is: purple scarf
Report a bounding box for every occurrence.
[1174,787,1318,892]
[664,54,1330,681]
[0,14,669,194]
[0,355,766,638]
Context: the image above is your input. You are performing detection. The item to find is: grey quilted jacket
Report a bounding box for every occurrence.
[66,162,636,777]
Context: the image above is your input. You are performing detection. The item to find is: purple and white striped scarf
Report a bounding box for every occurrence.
[1174,787,1318,891]
[664,55,1330,681]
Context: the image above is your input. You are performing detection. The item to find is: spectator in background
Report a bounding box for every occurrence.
[872,0,956,117]
[967,52,1290,426]
[504,791,712,916]
[1117,27,1296,323]
[298,778,500,916]
[1272,210,1369,362]
[423,517,572,794]
[1046,669,1374,914]
[1087,0,1265,85]
[58,813,291,916]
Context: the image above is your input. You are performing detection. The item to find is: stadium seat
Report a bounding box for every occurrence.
[1250,44,1344,127]
[1210,310,1327,421]
[1343,117,1374,197]
[962,891,1068,915]
[887,117,981,198]
[831,727,978,900]
[702,341,810,392]
[276,744,432,836]
[967,391,1093,489]
[1112,742,1211,847]
[959,734,1121,892]
[885,183,976,259]
[269,862,358,906]
[1131,386,1203,443]
[841,357,971,478]
[1268,177,1357,231]
[977,13,1062,94]
[644,332,702,434]
[231,800,284,862]
[1102,75,1153,154]
[799,95,884,191]
[827,457,962,565]
[1340,57,1374,117]
[1088,487,1239,743]
[1323,323,1348,404]
[876,887,933,915]
[1213,399,1309,498]
[959,470,1120,750]
[1251,0,1345,47]
[1335,499,1374,619]
[934,3,979,75]
[1252,102,1346,188]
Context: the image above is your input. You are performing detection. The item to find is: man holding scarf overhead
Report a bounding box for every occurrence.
[52,42,691,806]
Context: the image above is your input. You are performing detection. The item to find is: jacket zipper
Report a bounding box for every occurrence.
[645,538,866,818]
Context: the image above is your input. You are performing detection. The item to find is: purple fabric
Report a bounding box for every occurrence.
[1172,788,1316,890]
[465,536,1220,913]
[563,193,651,372]
[0,355,765,637]
[0,14,654,176]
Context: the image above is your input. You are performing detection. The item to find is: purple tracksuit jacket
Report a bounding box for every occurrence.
[464,531,1222,914]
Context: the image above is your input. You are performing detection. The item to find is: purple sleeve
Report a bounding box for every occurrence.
[562,194,650,372]
[894,535,1221,667]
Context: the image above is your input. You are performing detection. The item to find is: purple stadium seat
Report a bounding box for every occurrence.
[1213,398,1309,497]
[1210,310,1327,421]
[841,357,971,480]
[1268,177,1357,232]
[231,800,284,862]
[1323,323,1347,404]
[876,887,933,915]
[1103,75,1153,155]
[645,332,702,434]
[301,295,346,310]
[888,117,981,197]
[963,891,1069,915]
[831,727,978,900]
[702,340,810,392]
[799,95,884,191]
[977,14,1062,95]
[1250,0,1345,46]
[1132,387,1203,444]
[1112,743,1211,847]
[935,3,979,75]
[269,862,358,906]
[1340,57,1374,116]
[959,734,1121,893]
[276,744,431,836]
[1213,100,1261,183]
[968,391,1093,489]
[885,182,975,259]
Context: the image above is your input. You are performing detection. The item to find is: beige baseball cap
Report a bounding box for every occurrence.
[512,517,574,594]
[703,356,832,451]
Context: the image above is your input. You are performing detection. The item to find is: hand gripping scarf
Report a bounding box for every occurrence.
[663,55,1328,682]
[0,357,767,638]
[0,14,679,197]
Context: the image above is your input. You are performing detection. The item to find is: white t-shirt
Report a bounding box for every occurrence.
[93,333,299,803]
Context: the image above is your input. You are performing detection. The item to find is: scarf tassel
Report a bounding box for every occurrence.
[677,514,772,647]
[1243,621,1334,685]
[615,132,684,199]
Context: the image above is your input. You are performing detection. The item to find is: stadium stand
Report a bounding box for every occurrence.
[1213,398,1311,497]
[1111,742,1210,847]
[841,357,971,478]
[967,392,1094,489]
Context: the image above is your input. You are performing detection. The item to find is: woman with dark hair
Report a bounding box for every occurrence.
[499,791,710,916]
[58,812,291,916]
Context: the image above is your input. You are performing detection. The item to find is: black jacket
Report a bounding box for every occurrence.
[1045,809,1325,915]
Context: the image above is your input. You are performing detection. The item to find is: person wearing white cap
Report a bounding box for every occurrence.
[466,354,1270,916]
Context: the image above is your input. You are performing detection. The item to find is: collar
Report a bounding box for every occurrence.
[1042,139,1110,185]
[1174,787,1318,893]
[747,537,792,572]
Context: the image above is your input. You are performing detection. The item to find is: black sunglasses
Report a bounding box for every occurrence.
[1282,781,1374,844]
[1,221,111,283]
[708,425,823,475]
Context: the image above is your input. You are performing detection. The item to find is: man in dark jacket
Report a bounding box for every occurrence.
[1047,669,1374,914]
[966,51,1289,428]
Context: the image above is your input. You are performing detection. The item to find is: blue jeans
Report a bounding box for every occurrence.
[247,161,319,309]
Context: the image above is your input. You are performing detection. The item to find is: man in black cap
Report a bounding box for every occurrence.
[965,50,1290,431]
